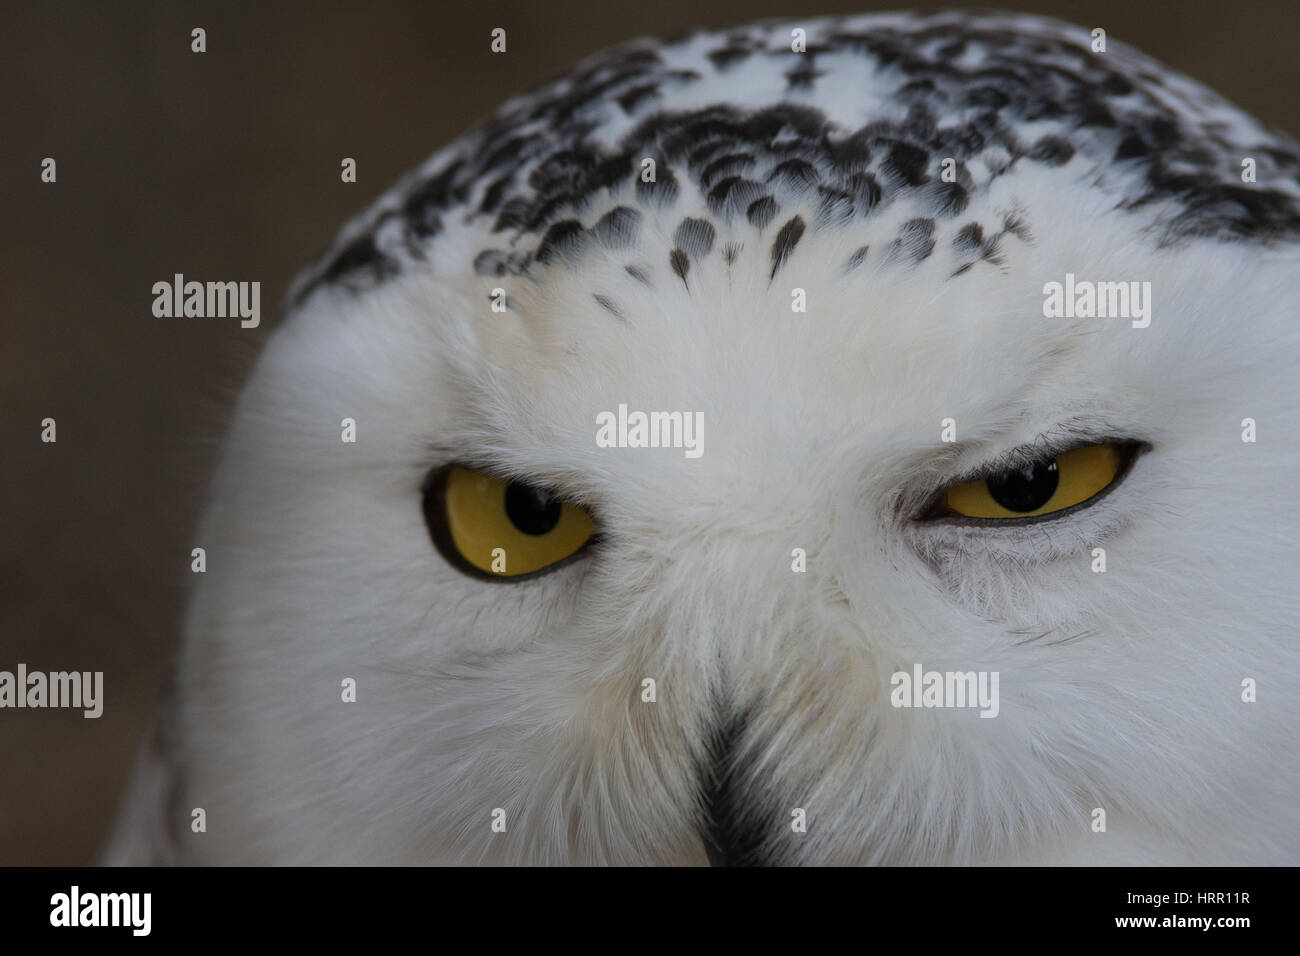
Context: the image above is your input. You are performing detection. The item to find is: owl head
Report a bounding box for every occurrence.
[111,10,1300,865]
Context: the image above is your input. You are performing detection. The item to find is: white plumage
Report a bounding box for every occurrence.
[106,10,1300,865]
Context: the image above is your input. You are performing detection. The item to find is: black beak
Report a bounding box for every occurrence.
[700,709,773,866]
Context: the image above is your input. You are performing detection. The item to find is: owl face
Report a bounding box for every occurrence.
[158,11,1300,865]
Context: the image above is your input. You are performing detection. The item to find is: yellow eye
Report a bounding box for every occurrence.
[423,468,595,578]
[939,443,1131,520]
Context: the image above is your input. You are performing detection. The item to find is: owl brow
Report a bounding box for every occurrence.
[422,449,587,501]
[417,447,519,492]
[951,423,1146,484]
[419,443,464,471]
[421,438,522,474]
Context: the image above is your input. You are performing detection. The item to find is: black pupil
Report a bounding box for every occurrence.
[504,481,563,535]
[986,459,1059,513]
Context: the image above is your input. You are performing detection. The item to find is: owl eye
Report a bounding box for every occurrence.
[423,467,595,579]
[930,442,1137,521]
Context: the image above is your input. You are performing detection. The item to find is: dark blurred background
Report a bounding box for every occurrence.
[2,0,1296,865]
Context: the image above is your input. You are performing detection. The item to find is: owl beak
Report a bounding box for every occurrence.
[699,710,772,866]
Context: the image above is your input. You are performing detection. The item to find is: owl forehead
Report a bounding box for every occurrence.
[442,224,1069,492]
[292,10,1300,309]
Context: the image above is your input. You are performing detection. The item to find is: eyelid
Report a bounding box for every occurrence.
[954,437,1139,485]
[425,459,598,513]
[915,439,1148,526]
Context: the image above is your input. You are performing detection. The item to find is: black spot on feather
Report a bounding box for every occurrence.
[708,47,752,70]
[674,217,716,258]
[884,142,931,186]
[593,293,626,319]
[592,206,642,248]
[769,215,805,278]
[746,196,778,230]
[709,176,767,217]
[669,248,690,286]
[882,217,936,264]
[1029,135,1075,166]
[535,219,586,264]
[952,222,984,252]
[473,249,508,276]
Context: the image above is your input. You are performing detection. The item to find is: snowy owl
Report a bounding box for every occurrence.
[106,10,1300,865]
